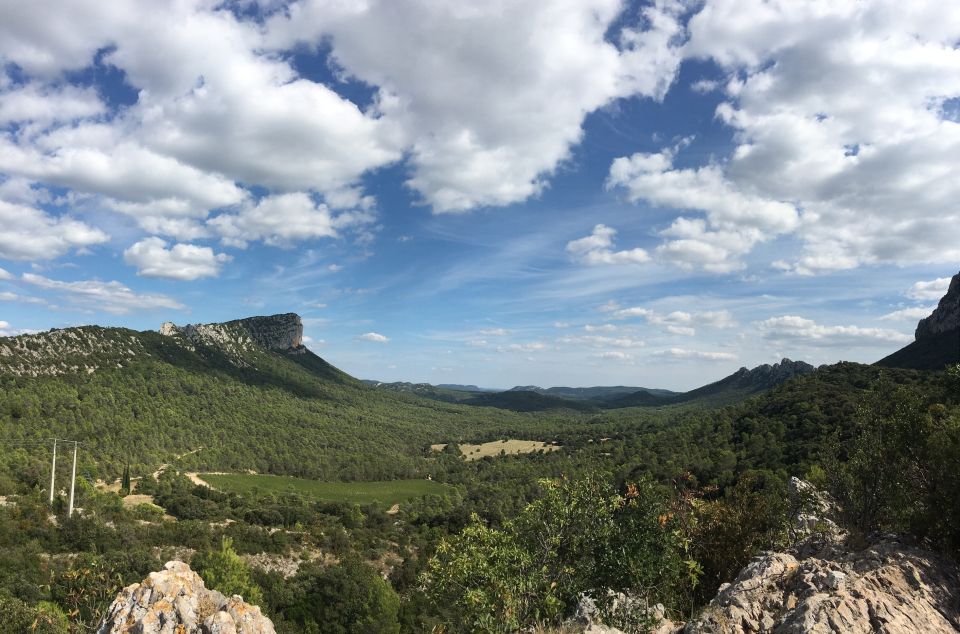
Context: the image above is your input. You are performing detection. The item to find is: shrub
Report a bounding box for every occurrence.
[192,537,264,605]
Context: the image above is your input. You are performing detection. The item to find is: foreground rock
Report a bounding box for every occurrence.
[97,560,275,633]
[686,534,960,633]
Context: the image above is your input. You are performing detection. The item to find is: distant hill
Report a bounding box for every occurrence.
[360,380,477,402]
[362,381,602,412]
[366,365,808,412]
[458,390,600,413]
[507,385,676,401]
[607,358,817,408]
[877,272,959,371]
[436,383,499,393]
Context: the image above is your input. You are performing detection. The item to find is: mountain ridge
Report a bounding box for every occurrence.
[607,358,817,408]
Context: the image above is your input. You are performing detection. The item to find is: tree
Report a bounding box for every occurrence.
[284,555,400,634]
[191,537,264,606]
[120,462,131,496]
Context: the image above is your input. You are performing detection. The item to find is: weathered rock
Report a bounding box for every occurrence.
[685,535,960,633]
[96,560,275,634]
[161,314,304,353]
[787,477,841,539]
[915,272,959,339]
[572,591,681,634]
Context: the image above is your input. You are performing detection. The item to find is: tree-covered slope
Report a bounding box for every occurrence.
[0,319,542,485]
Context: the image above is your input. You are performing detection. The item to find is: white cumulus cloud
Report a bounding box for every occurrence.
[357,332,390,343]
[566,224,650,265]
[757,315,912,347]
[0,199,108,261]
[266,0,686,212]
[907,277,952,301]
[123,237,232,281]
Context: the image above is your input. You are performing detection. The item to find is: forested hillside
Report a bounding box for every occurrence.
[0,324,570,484]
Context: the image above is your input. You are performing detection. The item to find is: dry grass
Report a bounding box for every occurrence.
[457,439,560,461]
[121,493,156,508]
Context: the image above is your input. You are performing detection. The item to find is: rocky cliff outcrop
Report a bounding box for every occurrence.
[97,560,275,633]
[685,534,960,633]
[161,314,304,355]
[725,358,817,391]
[916,272,960,339]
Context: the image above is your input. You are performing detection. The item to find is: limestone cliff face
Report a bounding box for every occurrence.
[97,560,275,634]
[161,313,305,354]
[916,272,960,339]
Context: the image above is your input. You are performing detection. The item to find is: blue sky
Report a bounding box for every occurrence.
[1,0,958,389]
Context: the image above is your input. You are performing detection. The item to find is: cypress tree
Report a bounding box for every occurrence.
[121,462,131,495]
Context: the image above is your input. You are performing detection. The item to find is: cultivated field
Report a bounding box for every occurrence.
[198,473,452,505]
[436,439,561,461]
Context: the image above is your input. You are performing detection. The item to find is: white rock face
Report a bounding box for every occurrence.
[685,535,960,633]
[160,314,304,353]
[97,560,275,634]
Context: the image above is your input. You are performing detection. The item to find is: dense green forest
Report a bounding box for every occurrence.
[1,325,958,632]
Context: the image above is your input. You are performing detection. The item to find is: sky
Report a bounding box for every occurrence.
[0,0,959,390]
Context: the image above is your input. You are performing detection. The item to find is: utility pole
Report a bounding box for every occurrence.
[49,439,57,506]
[68,442,77,518]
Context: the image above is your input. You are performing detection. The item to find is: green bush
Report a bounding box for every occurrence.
[831,376,960,555]
[422,474,693,633]
[192,537,264,605]
[269,555,400,634]
[0,594,70,634]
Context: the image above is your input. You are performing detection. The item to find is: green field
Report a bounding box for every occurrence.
[199,473,453,505]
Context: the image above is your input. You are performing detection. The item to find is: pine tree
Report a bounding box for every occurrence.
[121,462,131,495]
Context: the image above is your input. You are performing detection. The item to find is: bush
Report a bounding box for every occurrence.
[273,555,400,634]
[0,594,70,634]
[422,474,692,633]
[192,537,264,605]
[831,378,960,555]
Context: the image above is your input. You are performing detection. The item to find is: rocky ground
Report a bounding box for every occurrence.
[685,533,960,633]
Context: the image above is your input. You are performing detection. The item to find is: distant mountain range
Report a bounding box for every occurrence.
[365,359,816,412]
[606,358,816,408]
[506,385,677,400]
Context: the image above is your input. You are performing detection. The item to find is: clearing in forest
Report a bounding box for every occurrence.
[450,439,561,461]
[198,473,452,505]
